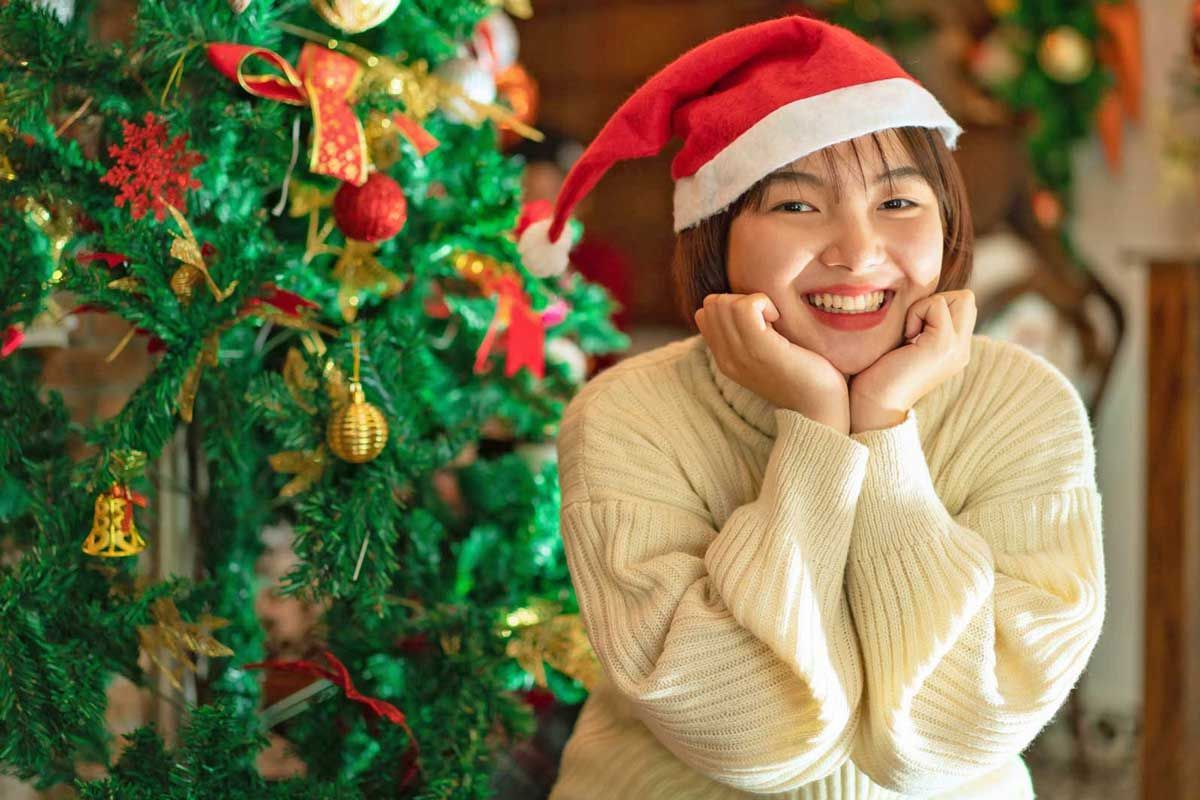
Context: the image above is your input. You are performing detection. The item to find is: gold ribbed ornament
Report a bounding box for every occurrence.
[326,330,388,463]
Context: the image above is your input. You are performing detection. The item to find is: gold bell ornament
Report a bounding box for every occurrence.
[326,329,389,463]
[82,450,150,557]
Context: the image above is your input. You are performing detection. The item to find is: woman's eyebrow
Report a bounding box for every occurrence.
[762,165,924,188]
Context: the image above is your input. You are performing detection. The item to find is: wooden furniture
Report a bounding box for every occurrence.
[1141,257,1200,799]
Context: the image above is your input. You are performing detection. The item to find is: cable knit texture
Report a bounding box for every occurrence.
[548,333,1105,800]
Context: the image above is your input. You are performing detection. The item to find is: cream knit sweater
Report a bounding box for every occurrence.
[548,333,1105,799]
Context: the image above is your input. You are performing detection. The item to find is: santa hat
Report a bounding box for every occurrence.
[517,14,962,278]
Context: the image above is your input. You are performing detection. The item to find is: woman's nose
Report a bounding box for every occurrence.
[818,217,886,271]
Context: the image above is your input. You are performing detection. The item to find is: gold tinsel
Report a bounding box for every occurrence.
[326,330,388,463]
[137,597,233,691]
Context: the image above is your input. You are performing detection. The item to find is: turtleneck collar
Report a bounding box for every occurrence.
[697,335,782,439]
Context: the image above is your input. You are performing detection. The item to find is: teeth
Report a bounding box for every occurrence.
[808,291,887,313]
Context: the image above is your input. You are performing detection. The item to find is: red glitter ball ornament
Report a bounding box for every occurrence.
[332,171,408,242]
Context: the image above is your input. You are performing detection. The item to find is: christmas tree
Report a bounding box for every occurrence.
[0,1,626,797]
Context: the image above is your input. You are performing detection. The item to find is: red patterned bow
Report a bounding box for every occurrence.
[207,42,369,186]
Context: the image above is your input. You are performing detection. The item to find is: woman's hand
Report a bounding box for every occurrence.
[695,292,851,434]
[848,289,977,434]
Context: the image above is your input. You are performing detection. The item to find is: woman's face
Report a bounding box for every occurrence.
[726,130,944,379]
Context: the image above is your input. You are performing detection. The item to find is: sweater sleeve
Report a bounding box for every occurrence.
[558,388,871,794]
[843,371,1106,795]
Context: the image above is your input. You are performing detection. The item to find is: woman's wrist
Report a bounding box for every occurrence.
[849,391,909,434]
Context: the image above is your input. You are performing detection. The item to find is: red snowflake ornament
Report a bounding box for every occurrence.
[100,112,204,221]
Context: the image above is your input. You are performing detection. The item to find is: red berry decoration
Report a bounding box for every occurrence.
[332,171,408,243]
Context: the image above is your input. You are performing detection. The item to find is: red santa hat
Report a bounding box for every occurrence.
[517,14,962,278]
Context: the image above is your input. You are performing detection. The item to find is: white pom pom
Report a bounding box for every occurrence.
[517,217,572,277]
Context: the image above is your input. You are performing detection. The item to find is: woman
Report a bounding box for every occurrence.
[523,16,1105,800]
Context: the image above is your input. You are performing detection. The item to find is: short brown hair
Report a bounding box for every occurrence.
[670,126,974,324]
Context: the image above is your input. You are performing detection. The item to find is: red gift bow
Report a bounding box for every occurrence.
[207,42,369,186]
[243,650,418,745]
[474,272,545,380]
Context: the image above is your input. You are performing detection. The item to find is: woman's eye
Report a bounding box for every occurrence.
[880,198,916,210]
[776,201,816,213]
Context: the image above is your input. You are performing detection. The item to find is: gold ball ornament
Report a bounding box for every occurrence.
[228,0,251,12]
[985,0,1018,17]
[1037,26,1094,84]
[327,381,389,463]
[311,0,401,34]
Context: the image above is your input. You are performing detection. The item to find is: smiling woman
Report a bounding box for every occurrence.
[673,126,973,378]
[531,13,1104,800]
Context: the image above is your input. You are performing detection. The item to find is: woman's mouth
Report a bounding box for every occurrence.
[804,289,895,331]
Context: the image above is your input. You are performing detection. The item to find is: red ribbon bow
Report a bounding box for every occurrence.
[243,649,417,743]
[207,42,369,186]
[474,272,545,379]
[110,484,148,532]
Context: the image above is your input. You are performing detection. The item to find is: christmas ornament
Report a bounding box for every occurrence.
[434,57,497,125]
[985,0,1017,17]
[227,0,251,12]
[333,171,408,242]
[100,112,203,221]
[453,250,546,378]
[364,110,441,170]
[474,9,520,73]
[269,446,329,498]
[498,601,601,690]
[207,43,369,185]
[486,0,532,19]
[165,203,238,303]
[82,450,149,557]
[311,0,401,34]
[137,597,234,691]
[1037,26,1094,84]
[331,243,405,322]
[326,329,388,463]
[1032,188,1063,229]
[0,117,16,182]
[296,173,407,321]
[545,336,588,385]
[496,63,539,151]
[969,27,1023,88]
